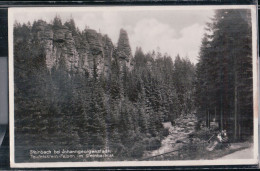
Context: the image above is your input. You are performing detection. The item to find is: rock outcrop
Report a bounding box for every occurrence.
[84,29,114,78]
[29,20,80,74]
[117,29,133,70]
[14,19,132,79]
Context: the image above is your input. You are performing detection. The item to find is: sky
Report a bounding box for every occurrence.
[12,7,215,64]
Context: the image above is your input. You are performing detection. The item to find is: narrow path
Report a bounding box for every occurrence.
[217,145,254,159]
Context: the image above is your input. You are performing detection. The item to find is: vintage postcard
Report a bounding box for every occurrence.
[8,5,258,167]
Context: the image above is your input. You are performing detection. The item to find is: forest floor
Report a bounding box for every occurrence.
[217,144,254,159]
[142,114,253,161]
[205,141,253,160]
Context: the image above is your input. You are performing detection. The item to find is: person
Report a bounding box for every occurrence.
[206,129,229,151]
[218,130,229,149]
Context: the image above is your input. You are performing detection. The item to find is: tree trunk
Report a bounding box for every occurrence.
[206,109,209,128]
[208,109,210,128]
[234,71,238,140]
[220,94,223,131]
[234,55,238,141]
[214,107,216,122]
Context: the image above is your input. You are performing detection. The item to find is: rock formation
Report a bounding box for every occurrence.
[84,29,114,78]
[117,29,133,70]
[30,19,80,74]
[14,19,133,79]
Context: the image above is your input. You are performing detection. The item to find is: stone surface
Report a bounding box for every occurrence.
[117,29,133,71]
[15,21,133,79]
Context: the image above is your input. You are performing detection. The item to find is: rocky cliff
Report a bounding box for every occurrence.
[117,29,133,70]
[15,19,133,78]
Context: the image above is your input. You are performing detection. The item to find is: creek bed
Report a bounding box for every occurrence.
[143,113,198,160]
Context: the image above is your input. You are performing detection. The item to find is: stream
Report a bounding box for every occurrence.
[143,113,198,159]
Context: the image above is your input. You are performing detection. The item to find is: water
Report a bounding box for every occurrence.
[143,114,197,159]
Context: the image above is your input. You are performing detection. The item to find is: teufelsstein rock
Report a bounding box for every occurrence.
[117,29,133,70]
[14,20,133,79]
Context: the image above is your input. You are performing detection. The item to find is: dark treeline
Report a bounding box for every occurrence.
[13,9,253,162]
[14,17,195,161]
[195,9,253,141]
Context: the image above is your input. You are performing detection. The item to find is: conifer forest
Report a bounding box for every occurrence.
[13,9,253,162]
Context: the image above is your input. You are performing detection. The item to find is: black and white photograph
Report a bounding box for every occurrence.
[8,6,258,167]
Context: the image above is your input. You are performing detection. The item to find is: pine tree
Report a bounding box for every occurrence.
[196,9,253,141]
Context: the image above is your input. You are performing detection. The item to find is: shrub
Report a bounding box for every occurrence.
[130,142,146,158]
[193,127,212,141]
[110,142,129,160]
[148,137,161,151]
[161,127,170,137]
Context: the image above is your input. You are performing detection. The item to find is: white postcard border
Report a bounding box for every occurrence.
[8,5,258,168]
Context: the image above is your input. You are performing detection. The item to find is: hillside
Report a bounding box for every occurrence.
[14,16,196,162]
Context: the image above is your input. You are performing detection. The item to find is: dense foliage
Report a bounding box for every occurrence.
[13,9,254,162]
[195,9,253,141]
[14,17,195,161]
